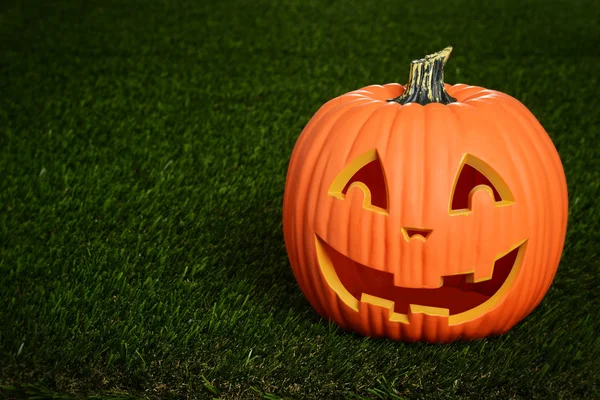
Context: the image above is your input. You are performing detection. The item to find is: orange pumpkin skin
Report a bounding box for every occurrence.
[282,83,568,343]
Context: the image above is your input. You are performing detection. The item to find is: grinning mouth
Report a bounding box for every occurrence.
[315,235,527,325]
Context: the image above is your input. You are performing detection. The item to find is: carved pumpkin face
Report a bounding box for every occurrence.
[283,82,568,343]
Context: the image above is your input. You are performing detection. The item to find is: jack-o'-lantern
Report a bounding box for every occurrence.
[282,47,568,342]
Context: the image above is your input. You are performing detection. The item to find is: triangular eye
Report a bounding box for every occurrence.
[450,154,514,213]
[342,158,387,209]
[329,150,388,211]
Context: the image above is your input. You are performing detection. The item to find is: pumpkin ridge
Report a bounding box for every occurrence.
[479,99,538,329]
[342,103,391,166]
[295,100,367,316]
[494,99,567,317]
[311,101,382,313]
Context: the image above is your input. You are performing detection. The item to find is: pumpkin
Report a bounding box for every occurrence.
[282,47,568,343]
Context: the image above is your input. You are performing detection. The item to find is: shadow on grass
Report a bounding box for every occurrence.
[206,190,319,320]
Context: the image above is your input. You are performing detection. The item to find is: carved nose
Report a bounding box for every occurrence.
[402,227,432,241]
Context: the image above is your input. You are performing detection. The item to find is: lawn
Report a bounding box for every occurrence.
[1,0,599,398]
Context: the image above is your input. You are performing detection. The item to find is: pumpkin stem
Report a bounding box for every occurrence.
[388,46,457,106]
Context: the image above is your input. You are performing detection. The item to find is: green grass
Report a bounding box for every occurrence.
[1,0,599,398]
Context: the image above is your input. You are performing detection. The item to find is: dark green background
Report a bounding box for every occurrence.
[1,0,599,398]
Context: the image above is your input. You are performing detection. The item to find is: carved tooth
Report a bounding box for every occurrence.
[409,304,450,318]
[360,294,410,324]
[360,293,393,309]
